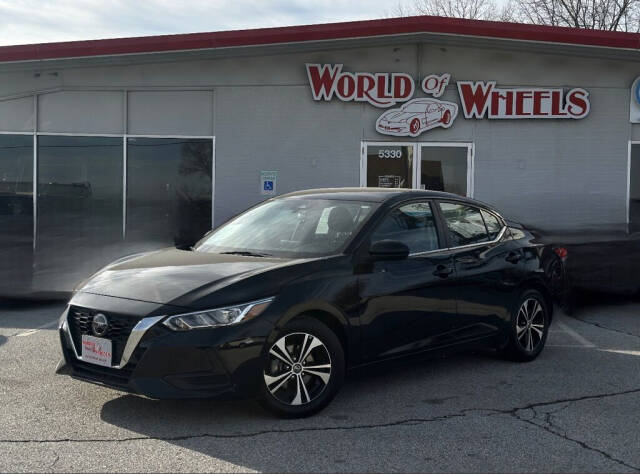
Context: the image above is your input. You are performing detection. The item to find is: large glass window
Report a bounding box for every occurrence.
[371,202,440,254]
[196,198,376,258]
[36,136,123,290]
[0,135,33,293]
[439,202,489,247]
[126,138,212,247]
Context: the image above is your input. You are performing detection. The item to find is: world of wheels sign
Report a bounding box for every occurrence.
[305,64,591,137]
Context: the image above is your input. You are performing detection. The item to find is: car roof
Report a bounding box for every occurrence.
[279,187,497,210]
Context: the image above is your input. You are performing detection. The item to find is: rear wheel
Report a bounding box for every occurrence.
[501,289,549,361]
[259,317,345,418]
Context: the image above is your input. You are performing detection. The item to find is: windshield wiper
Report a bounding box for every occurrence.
[218,251,272,257]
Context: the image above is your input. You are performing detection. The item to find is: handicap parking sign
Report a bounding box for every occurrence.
[260,171,277,195]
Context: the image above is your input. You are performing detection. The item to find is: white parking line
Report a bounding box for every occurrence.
[555,320,596,348]
[15,319,59,337]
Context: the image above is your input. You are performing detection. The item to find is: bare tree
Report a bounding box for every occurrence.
[514,0,640,31]
[389,0,516,21]
[391,0,640,30]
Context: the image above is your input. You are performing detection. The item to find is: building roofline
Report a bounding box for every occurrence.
[1,15,639,64]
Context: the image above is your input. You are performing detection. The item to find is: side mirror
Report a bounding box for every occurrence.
[369,240,410,260]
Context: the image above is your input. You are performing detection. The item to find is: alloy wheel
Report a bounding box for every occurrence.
[516,298,545,352]
[263,332,332,406]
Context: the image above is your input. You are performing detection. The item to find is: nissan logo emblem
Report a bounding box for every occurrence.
[91,313,109,337]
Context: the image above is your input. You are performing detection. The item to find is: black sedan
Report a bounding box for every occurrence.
[57,188,563,417]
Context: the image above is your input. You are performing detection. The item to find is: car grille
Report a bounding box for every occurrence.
[67,306,141,366]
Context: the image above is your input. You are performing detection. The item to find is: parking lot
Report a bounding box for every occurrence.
[0,297,639,473]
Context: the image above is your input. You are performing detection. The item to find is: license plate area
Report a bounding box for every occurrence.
[81,334,113,367]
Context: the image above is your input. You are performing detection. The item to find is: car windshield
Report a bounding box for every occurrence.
[195,198,378,258]
[402,103,427,112]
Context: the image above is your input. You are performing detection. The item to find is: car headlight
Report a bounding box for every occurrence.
[162,297,275,331]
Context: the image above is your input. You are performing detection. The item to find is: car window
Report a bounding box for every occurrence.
[438,202,489,247]
[196,198,377,258]
[371,202,440,254]
[481,209,503,240]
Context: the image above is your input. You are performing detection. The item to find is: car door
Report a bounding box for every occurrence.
[426,103,440,126]
[436,201,520,340]
[358,200,460,361]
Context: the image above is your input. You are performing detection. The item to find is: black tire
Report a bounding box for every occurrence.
[259,317,345,418]
[501,289,550,362]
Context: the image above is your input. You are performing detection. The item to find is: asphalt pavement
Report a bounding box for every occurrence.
[0,296,639,473]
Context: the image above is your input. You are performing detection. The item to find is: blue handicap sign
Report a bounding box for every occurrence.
[263,180,274,191]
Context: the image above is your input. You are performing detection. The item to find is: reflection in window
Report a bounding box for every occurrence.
[481,209,503,240]
[372,202,440,254]
[36,136,123,291]
[439,202,489,247]
[127,138,212,247]
[420,146,468,195]
[197,199,375,258]
[0,135,33,293]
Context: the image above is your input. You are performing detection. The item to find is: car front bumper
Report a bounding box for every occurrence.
[377,123,406,133]
[56,300,275,399]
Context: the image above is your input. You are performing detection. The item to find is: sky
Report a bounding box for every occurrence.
[0,0,412,46]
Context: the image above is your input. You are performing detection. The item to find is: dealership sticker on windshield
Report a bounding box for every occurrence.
[81,335,112,367]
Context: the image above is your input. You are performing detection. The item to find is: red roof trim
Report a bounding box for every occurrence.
[1,15,639,63]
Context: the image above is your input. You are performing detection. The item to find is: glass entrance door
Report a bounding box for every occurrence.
[419,145,471,196]
[361,142,473,196]
[363,143,414,188]
[630,143,640,232]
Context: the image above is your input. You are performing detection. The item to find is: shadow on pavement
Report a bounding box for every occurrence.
[98,350,500,471]
[0,298,65,331]
[95,324,640,472]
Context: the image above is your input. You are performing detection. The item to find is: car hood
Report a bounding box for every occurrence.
[379,111,415,123]
[77,248,298,306]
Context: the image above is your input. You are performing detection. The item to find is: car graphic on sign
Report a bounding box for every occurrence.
[376,98,458,137]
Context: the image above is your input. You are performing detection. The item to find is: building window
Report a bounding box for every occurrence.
[126,137,213,247]
[36,135,123,290]
[0,134,33,292]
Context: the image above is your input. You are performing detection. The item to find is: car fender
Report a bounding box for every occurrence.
[266,286,358,365]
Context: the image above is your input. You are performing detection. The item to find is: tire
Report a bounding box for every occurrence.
[501,289,550,362]
[442,110,451,125]
[259,317,345,418]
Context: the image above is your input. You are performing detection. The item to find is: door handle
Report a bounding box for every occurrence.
[505,252,522,264]
[433,264,454,278]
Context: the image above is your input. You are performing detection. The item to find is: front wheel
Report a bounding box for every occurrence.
[259,317,345,418]
[409,118,421,136]
[442,110,452,125]
[501,289,549,362]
